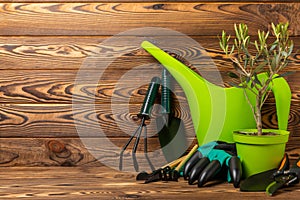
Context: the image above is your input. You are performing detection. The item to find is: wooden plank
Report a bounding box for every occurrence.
[0,167,300,200]
[0,69,187,104]
[0,36,299,70]
[0,103,298,138]
[0,137,97,167]
[2,168,300,199]
[0,69,298,104]
[0,136,198,169]
[0,166,299,199]
[0,137,298,167]
[0,103,195,138]
[2,0,298,3]
[0,3,299,36]
[0,137,175,167]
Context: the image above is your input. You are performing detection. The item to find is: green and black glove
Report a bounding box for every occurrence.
[183,141,242,188]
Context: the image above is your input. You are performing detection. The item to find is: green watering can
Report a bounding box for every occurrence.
[141,41,291,145]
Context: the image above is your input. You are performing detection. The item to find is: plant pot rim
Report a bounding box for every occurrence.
[233,129,289,145]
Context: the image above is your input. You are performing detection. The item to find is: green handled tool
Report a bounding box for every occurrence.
[240,154,289,192]
[157,68,188,162]
[240,154,300,196]
[119,77,160,172]
[266,155,300,196]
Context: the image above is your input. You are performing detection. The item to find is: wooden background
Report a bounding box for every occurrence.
[0,0,299,168]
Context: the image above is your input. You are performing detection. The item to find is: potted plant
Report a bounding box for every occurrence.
[219,22,293,178]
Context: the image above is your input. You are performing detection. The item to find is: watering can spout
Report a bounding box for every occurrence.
[141,41,204,86]
[141,41,230,144]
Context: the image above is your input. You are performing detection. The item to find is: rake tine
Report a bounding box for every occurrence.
[132,118,145,172]
[119,124,143,171]
[143,124,155,171]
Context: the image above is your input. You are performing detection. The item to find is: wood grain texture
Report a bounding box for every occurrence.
[0,3,299,36]
[0,69,191,104]
[0,102,298,138]
[0,138,96,166]
[0,70,298,104]
[0,137,298,167]
[0,35,298,139]
[0,36,299,70]
[0,0,299,178]
[0,137,178,167]
[2,0,298,2]
[0,103,195,138]
[0,166,299,199]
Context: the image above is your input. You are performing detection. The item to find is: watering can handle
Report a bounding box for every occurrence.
[271,76,291,130]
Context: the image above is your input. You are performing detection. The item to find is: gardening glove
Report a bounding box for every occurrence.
[183,141,242,188]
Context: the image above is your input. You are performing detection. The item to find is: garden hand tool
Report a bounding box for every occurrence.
[183,141,242,188]
[136,156,186,182]
[266,155,300,196]
[169,144,199,181]
[157,68,188,162]
[144,144,198,183]
[119,77,160,172]
[240,154,289,192]
[141,41,291,146]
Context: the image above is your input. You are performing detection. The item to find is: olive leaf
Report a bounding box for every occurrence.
[219,22,293,136]
[253,72,262,87]
[273,71,295,79]
[228,72,239,79]
[229,82,246,88]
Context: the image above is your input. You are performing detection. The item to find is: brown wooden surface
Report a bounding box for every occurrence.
[0,69,298,104]
[0,137,299,167]
[0,36,299,70]
[0,3,299,36]
[0,102,298,138]
[0,35,298,140]
[0,1,299,198]
[2,0,299,2]
[0,166,299,199]
[0,1,298,162]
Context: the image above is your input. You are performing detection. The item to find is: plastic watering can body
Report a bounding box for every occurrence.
[141,41,291,145]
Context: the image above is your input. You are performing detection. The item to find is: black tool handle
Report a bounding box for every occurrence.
[279,153,290,171]
[161,69,171,114]
[290,156,300,179]
[273,153,290,177]
[138,77,160,120]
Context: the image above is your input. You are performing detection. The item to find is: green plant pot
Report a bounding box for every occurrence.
[233,129,289,178]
